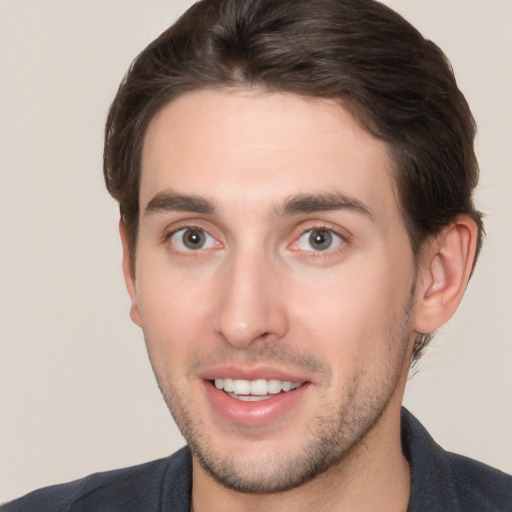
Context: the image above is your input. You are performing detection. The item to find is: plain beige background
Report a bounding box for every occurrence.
[1,0,511,503]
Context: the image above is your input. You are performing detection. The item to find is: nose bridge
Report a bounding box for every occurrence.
[213,243,287,348]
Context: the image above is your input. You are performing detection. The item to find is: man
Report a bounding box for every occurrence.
[2,0,511,510]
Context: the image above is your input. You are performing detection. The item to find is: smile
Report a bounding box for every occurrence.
[204,375,310,426]
[214,378,304,401]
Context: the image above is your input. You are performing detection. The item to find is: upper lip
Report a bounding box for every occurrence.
[198,365,311,383]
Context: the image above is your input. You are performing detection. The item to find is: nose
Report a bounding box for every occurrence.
[212,250,289,349]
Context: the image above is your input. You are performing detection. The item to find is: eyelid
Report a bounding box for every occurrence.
[163,220,223,254]
[163,218,217,240]
[288,222,349,255]
[297,229,343,251]
[169,228,218,252]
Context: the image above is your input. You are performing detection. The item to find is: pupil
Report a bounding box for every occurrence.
[183,230,205,249]
[309,230,332,251]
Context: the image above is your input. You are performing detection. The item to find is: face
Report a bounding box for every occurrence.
[125,89,418,493]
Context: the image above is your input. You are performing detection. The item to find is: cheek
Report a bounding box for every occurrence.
[135,263,216,358]
[287,256,414,358]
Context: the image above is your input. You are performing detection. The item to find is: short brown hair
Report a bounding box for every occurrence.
[104,0,483,360]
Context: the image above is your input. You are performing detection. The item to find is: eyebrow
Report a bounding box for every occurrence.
[277,193,374,220]
[145,192,215,215]
[144,190,374,220]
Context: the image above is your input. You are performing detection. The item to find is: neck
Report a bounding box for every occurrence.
[191,397,410,512]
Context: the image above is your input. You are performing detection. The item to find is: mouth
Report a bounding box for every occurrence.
[203,373,310,427]
[212,378,304,402]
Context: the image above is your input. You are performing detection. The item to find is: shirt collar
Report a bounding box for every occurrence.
[162,408,464,511]
[401,407,462,511]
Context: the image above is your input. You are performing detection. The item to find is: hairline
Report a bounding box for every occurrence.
[126,84,428,265]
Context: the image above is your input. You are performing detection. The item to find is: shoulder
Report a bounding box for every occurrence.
[402,408,512,512]
[446,451,512,511]
[0,447,192,512]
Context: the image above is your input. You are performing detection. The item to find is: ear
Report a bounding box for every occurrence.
[413,216,479,334]
[119,218,142,327]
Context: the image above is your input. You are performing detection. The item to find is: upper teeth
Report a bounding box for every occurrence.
[214,378,302,396]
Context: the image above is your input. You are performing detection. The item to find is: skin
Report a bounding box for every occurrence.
[121,89,477,512]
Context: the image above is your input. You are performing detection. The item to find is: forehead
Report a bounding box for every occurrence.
[140,89,400,220]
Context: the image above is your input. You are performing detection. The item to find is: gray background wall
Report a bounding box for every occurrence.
[1,0,511,502]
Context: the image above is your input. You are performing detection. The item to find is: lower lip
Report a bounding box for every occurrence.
[203,380,309,427]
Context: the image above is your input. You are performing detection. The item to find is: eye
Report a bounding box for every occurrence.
[169,228,219,252]
[296,229,344,252]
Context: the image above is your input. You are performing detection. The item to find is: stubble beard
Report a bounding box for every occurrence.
[146,295,414,494]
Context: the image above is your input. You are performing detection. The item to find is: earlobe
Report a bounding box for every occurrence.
[119,219,142,327]
[413,216,478,334]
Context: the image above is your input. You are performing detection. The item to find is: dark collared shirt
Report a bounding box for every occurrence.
[2,409,511,511]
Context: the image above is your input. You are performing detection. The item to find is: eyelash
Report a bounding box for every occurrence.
[163,223,347,257]
[164,222,222,255]
[293,228,345,254]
